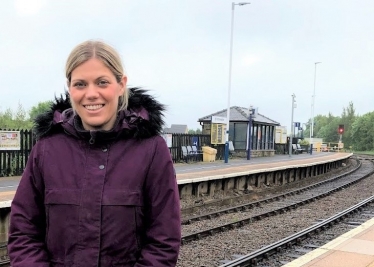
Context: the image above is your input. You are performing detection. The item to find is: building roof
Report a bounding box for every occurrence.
[163,124,188,134]
[198,106,280,125]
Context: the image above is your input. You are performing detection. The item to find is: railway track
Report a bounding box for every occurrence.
[181,158,374,244]
[181,158,356,216]
[219,195,374,266]
[182,158,361,225]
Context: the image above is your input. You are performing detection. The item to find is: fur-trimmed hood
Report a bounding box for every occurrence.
[34,87,165,142]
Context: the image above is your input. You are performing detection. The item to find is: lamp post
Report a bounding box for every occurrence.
[289,94,296,157]
[224,2,250,164]
[247,106,256,160]
[310,62,321,154]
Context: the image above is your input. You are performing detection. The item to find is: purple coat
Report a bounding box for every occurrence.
[8,88,181,267]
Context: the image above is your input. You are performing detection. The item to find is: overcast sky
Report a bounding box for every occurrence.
[1,0,374,131]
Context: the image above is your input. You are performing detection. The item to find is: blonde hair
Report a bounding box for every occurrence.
[65,40,129,111]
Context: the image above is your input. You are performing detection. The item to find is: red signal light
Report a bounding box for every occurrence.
[338,124,344,134]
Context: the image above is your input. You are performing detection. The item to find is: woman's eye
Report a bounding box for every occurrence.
[98,80,109,86]
[74,82,85,88]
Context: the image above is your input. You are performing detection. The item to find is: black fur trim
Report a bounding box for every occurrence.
[33,87,166,140]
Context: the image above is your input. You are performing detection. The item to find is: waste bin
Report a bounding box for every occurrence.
[202,146,217,162]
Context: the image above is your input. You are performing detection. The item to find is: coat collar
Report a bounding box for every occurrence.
[34,87,166,141]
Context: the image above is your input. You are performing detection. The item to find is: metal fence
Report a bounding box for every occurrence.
[0,129,34,176]
[167,133,225,162]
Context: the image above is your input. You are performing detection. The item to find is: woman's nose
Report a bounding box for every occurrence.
[85,84,99,99]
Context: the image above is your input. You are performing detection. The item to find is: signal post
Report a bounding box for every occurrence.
[338,124,344,151]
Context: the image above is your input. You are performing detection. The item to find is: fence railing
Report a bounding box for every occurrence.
[0,129,34,176]
[0,130,224,176]
[1,129,285,175]
[168,133,228,162]
[167,133,219,162]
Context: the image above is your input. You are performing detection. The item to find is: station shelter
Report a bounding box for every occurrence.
[198,106,280,157]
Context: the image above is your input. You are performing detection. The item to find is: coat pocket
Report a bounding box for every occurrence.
[101,190,143,206]
[45,189,81,205]
[45,189,81,263]
[100,190,144,263]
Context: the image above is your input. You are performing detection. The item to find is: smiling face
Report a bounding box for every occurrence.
[68,58,127,131]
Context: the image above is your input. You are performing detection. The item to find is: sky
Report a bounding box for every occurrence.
[1,0,374,131]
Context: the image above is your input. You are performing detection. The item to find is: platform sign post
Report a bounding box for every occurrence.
[247,106,257,160]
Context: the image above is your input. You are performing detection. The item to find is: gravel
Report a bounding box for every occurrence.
[181,159,357,216]
[177,159,374,267]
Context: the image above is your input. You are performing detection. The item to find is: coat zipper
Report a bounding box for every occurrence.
[89,131,96,145]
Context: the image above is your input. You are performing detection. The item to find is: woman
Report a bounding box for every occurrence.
[8,40,181,266]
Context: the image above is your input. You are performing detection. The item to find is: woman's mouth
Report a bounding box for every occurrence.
[84,104,104,111]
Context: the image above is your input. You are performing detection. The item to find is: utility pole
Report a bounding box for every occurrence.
[289,94,296,157]
[224,2,250,163]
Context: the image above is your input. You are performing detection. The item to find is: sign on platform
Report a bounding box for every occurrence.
[211,116,228,124]
[162,133,172,148]
[0,131,21,150]
[192,136,199,147]
[211,123,226,144]
[275,126,287,144]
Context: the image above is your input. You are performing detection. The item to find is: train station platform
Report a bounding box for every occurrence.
[0,152,353,207]
[283,217,374,267]
[176,152,352,184]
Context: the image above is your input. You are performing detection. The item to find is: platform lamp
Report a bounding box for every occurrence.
[310,62,321,154]
[289,94,296,157]
[224,2,250,164]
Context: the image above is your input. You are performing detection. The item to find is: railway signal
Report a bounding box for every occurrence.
[338,124,344,134]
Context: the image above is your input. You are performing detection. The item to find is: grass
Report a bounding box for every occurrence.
[352,151,374,155]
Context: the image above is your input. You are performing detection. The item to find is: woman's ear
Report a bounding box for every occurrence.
[66,79,71,91]
[119,76,127,94]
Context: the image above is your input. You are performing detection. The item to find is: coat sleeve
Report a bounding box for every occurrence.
[134,136,181,267]
[8,141,50,266]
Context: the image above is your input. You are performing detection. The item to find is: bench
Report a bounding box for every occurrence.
[229,141,236,158]
[191,145,203,161]
[181,146,195,162]
[296,144,306,153]
[292,144,303,154]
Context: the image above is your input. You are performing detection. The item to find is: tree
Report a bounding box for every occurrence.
[351,112,374,151]
[340,102,357,148]
[313,114,328,138]
[304,114,329,139]
[188,129,195,134]
[317,113,340,143]
[188,128,202,134]
[0,103,32,129]
[299,139,309,145]
[29,101,53,121]
[0,108,14,129]
[14,103,28,125]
